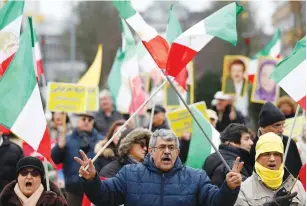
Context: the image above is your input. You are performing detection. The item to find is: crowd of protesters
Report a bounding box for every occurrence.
[0,89,305,206]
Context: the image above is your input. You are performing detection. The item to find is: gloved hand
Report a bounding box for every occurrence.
[263,191,298,206]
[274,192,297,206]
[41,191,58,205]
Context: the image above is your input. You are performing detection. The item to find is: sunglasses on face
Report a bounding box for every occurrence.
[19,169,40,177]
[81,117,93,122]
[134,140,147,148]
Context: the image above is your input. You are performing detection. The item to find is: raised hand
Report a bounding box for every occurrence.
[226,157,244,190]
[74,150,96,180]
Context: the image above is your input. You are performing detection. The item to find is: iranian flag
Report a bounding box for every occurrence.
[112,0,169,69]
[108,19,146,114]
[33,28,44,78]
[270,37,306,110]
[166,2,243,78]
[166,4,188,90]
[0,0,24,77]
[185,106,220,169]
[249,29,281,83]
[0,18,51,161]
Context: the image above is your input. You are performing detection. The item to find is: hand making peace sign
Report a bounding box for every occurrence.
[226,157,244,190]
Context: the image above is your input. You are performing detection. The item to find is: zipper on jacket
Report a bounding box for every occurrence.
[160,174,165,206]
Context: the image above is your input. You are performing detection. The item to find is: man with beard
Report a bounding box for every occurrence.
[75,129,243,206]
[51,112,103,206]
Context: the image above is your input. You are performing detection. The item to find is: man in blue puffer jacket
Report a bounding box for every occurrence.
[75,129,243,206]
[52,112,103,206]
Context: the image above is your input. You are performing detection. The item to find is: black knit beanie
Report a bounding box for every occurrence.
[258,102,286,127]
[16,156,45,179]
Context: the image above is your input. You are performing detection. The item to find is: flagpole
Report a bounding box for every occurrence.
[43,157,50,191]
[80,80,168,175]
[162,71,231,172]
[284,105,300,164]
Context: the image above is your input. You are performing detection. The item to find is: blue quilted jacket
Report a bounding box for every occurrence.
[82,154,239,206]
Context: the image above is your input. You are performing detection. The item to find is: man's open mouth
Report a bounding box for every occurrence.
[267,164,276,170]
[161,157,171,163]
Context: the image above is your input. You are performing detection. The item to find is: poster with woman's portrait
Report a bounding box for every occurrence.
[222,55,250,97]
[251,57,279,104]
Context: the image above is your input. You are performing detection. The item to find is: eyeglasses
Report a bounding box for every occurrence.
[81,117,93,122]
[152,145,176,152]
[134,140,147,148]
[19,169,40,177]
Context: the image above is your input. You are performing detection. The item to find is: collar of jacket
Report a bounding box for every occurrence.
[143,154,183,176]
[219,144,252,163]
[73,128,99,138]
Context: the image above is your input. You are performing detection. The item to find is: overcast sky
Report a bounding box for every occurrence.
[38,0,278,35]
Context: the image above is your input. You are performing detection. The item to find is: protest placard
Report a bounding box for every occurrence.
[47,82,87,113]
[166,101,208,137]
[86,87,99,112]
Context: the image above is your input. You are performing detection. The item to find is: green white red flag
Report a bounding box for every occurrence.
[108,19,147,114]
[249,29,281,83]
[0,0,24,77]
[0,18,51,161]
[33,28,44,78]
[112,0,169,69]
[166,2,243,78]
[166,4,188,90]
[270,37,306,110]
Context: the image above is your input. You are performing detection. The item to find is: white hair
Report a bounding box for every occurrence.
[99,89,111,98]
[149,129,180,148]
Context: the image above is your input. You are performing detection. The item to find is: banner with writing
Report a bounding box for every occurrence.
[47,82,87,113]
[166,101,208,137]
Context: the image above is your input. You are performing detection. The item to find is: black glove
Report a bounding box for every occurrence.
[41,191,58,205]
[263,191,298,206]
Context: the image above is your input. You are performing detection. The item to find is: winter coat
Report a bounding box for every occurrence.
[212,105,246,132]
[250,134,302,177]
[99,156,137,178]
[94,139,117,173]
[94,110,124,136]
[0,180,68,206]
[82,154,240,206]
[203,144,254,187]
[0,137,24,192]
[235,170,306,206]
[51,129,103,196]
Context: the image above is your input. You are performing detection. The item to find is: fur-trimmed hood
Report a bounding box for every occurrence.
[118,128,152,157]
[95,139,116,158]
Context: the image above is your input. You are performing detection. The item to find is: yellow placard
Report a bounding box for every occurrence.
[166,102,208,137]
[283,116,305,142]
[47,82,87,113]
[86,87,99,112]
